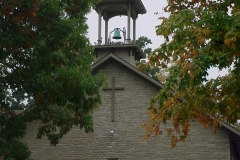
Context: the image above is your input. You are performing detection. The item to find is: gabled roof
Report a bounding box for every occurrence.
[92,53,164,89]
[219,120,240,136]
[91,52,240,138]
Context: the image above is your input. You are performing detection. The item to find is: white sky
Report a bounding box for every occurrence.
[86,0,228,79]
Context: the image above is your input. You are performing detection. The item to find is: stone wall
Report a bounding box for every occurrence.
[23,61,230,160]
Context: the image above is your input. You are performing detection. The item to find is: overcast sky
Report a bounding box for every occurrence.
[86,0,228,79]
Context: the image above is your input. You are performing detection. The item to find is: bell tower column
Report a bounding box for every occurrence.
[105,19,108,45]
[133,18,136,44]
[97,9,102,45]
[127,3,131,44]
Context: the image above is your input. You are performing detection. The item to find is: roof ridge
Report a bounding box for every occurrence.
[92,53,165,89]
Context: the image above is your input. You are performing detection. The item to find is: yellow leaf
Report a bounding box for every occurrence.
[190,72,194,80]
[198,37,205,45]
[224,37,237,48]
[203,29,212,36]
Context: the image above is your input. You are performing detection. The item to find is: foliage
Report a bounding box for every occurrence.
[136,36,158,80]
[136,36,169,82]
[137,62,161,82]
[0,0,102,159]
[136,36,152,55]
[142,0,240,148]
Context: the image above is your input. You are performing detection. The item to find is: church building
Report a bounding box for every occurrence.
[23,0,240,159]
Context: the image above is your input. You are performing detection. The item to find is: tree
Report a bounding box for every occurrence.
[136,36,152,55]
[136,36,158,81]
[0,0,103,159]
[142,0,240,148]
[136,36,168,82]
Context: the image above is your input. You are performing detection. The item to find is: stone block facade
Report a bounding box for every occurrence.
[23,61,230,160]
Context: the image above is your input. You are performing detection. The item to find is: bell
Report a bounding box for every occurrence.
[112,29,122,39]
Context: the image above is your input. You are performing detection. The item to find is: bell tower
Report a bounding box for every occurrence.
[94,0,147,66]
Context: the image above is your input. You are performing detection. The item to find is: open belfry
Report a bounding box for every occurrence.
[23,0,240,159]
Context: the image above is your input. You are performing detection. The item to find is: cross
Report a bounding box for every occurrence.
[103,77,124,122]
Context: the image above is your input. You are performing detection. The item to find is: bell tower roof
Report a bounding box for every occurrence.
[95,0,146,20]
